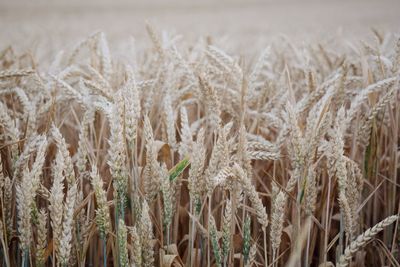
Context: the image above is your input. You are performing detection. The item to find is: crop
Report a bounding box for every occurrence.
[0,25,399,266]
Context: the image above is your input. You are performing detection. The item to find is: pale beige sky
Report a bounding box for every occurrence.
[0,0,399,58]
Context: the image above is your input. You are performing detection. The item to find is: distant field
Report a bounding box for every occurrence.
[1,0,399,51]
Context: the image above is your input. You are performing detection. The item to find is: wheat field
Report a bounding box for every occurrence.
[1,1,400,266]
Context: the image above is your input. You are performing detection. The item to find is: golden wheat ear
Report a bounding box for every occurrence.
[337,215,399,267]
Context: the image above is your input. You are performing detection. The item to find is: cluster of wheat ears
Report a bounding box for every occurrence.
[0,24,399,267]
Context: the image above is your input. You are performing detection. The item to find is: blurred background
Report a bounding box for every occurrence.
[0,0,399,59]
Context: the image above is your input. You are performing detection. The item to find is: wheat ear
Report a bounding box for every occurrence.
[337,215,399,267]
[232,163,268,229]
[129,226,142,267]
[117,219,129,267]
[36,209,48,267]
[270,190,287,259]
[140,201,155,267]
[90,164,111,238]
[209,215,222,267]
[59,183,77,266]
